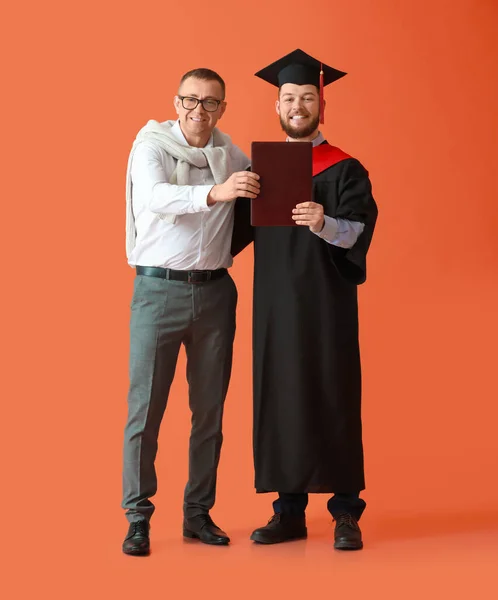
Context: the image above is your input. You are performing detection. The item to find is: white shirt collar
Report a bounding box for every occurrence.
[311,131,325,147]
[171,119,214,148]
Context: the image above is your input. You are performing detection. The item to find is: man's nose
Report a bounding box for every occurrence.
[193,101,206,114]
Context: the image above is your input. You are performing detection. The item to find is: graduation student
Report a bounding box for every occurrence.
[232,49,378,550]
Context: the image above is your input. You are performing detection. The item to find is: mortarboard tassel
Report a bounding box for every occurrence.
[319,63,324,124]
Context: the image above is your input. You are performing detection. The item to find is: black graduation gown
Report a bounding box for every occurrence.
[232,143,378,494]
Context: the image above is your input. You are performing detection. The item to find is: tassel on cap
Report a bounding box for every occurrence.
[319,63,325,124]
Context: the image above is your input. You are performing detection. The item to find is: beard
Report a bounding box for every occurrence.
[279,113,320,139]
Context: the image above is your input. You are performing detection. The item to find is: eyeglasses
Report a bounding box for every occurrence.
[178,95,222,112]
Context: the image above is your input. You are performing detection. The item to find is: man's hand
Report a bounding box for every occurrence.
[207,172,260,205]
[292,202,325,233]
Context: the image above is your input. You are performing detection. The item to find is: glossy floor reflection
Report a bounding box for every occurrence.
[25,507,498,600]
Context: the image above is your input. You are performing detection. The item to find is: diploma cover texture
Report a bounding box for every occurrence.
[250,141,312,226]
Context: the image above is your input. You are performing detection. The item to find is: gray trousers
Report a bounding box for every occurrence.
[122,272,237,522]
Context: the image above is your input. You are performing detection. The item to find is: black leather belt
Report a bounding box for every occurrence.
[136,265,227,283]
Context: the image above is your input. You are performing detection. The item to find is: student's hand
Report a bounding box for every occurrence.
[208,172,261,205]
[292,202,325,233]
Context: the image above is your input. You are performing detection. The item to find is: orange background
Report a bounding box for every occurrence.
[2,0,498,598]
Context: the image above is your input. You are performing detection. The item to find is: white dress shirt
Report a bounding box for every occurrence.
[128,120,250,270]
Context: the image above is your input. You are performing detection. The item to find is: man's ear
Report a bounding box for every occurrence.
[275,98,280,115]
[218,101,227,119]
[173,96,181,115]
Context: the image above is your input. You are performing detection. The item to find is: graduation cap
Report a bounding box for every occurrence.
[254,48,347,124]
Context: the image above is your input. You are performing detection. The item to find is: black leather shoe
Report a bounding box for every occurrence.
[250,513,307,544]
[333,512,363,550]
[183,514,230,545]
[122,520,150,556]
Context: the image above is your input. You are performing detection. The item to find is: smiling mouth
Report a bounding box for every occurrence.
[290,115,308,122]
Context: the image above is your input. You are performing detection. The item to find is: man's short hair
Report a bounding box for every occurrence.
[179,68,226,100]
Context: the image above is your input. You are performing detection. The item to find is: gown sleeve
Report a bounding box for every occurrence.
[325,159,378,285]
[231,196,254,258]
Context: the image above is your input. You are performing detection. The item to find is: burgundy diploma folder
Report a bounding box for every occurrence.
[250,141,312,226]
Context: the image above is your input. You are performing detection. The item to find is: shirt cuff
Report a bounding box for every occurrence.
[192,185,215,212]
[315,215,339,242]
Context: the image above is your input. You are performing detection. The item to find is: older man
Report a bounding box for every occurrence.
[122,68,260,555]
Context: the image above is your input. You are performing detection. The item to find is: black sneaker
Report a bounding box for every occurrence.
[250,513,307,544]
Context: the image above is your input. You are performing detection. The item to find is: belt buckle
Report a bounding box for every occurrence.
[188,271,209,284]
